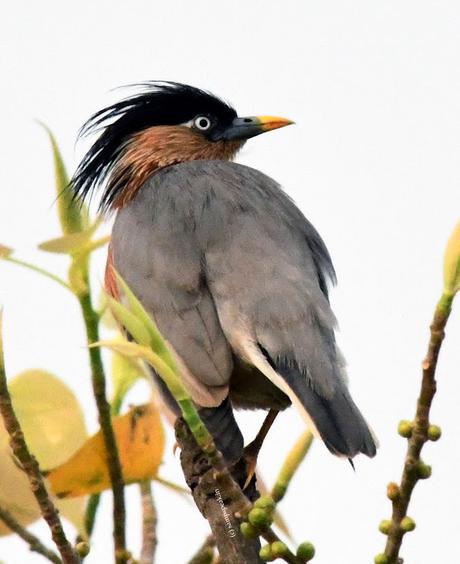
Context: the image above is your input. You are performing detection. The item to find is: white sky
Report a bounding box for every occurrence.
[1,1,459,563]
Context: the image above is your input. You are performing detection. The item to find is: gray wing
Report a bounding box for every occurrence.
[111,177,234,408]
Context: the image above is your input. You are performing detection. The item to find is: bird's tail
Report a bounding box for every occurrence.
[276,361,377,458]
[240,340,377,459]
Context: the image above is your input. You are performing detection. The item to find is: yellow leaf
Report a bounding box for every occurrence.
[47,403,165,498]
[58,497,87,539]
[0,445,41,535]
[444,220,460,296]
[9,371,87,469]
[0,245,13,259]
[0,370,88,536]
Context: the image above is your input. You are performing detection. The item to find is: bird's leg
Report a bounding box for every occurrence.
[242,409,279,490]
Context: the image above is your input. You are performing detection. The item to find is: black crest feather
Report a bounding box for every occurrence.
[71,81,237,209]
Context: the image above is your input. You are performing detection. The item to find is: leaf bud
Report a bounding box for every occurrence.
[75,542,90,557]
[271,541,289,557]
[416,461,432,479]
[297,541,316,561]
[248,507,272,530]
[240,522,258,539]
[397,420,413,438]
[254,495,276,513]
[386,482,400,501]
[259,544,274,561]
[401,516,416,532]
[428,424,442,441]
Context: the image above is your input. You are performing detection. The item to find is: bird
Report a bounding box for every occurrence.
[71,81,377,479]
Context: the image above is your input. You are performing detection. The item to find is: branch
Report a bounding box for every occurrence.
[139,480,157,564]
[0,505,61,564]
[175,418,262,564]
[176,418,308,564]
[379,294,454,563]
[77,292,127,563]
[0,312,79,564]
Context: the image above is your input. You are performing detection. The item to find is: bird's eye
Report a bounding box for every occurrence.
[194,116,212,131]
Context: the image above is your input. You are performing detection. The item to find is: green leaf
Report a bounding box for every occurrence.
[107,297,152,347]
[111,352,146,415]
[91,339,190,401]
[68,256,88,296]
[39,122,88,234]
[39,232,92,254]
[38,218,104,254]
[114,272,177,372]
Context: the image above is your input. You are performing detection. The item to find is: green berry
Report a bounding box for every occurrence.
[398,420,413,438]
[240,522,258,539]
[271,541,289,557]
[401,516,416,532]
[259,544,274,561]
[248,507,272,530]
[379,520,392,535]
[254,495,276,513]
[297,541,315,561]
[428,424,442,441]
[75,542,90,557]
[374,554,389,564]
[387,482,400,501]
[417,461,432,479]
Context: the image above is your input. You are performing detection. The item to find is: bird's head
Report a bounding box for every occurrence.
[71,81,293,211]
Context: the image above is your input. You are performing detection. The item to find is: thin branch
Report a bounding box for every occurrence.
[187,535,216,564]
[0,505,62,564]
[77,291,127,563]
[2,257,73,292]
[0,312,79,564]
[139,481,157,564]
[382,294,454,563]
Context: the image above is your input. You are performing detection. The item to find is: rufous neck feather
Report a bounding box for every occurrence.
[110,126,244,208]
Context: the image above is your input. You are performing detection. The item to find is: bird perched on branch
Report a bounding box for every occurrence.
[72,82,376,477]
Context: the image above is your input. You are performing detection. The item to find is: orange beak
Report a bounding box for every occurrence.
[253,115,295,133]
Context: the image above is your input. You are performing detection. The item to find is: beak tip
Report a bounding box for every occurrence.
[257,116,295,133]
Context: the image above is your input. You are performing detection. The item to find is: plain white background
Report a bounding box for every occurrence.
[1,1,459,563]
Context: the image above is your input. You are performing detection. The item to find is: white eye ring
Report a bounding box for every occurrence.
[194,116,212,131]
